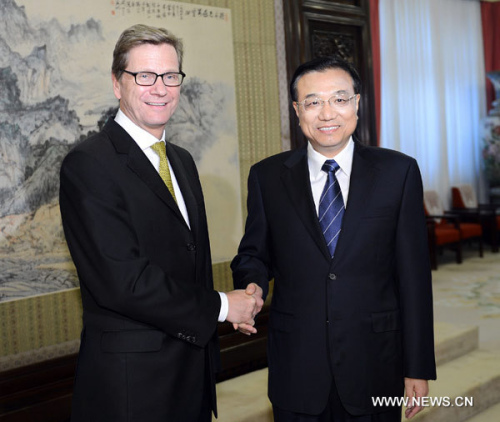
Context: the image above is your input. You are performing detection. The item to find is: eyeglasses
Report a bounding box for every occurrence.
[122,70,186,87]
[295,94,357,112]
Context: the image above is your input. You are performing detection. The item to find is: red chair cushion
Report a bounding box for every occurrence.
[434,226,460,245]
[459,223,482,239]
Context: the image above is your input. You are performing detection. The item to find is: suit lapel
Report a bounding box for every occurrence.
[105,120,188,228]
[281,142,380,264]
[281,148,332,260]
[166,142,199,235]
[331,141,379,265]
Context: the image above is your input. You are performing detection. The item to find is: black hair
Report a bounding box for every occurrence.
[289,56,362,101]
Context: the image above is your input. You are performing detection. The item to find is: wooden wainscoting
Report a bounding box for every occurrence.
[0,306,269,422]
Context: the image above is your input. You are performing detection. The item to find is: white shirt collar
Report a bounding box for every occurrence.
[307,138,354,179]
[114,109,166,149]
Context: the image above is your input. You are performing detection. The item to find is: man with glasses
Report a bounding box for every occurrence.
[231,56,436,421]
[60,24,262,422]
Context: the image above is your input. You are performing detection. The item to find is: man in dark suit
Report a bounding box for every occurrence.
[60,24,262,422]
[231,56,436,421]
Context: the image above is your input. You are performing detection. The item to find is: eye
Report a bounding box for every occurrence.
[305,99,322,108]
[333,98,347,105]
[138,72,154,81]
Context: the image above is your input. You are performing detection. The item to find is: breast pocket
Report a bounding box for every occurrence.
[362,206,395,221]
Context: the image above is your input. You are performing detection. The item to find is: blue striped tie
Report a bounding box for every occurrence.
[319,160,345,257]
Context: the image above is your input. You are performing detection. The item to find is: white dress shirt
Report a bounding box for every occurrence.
[307,138,354,214]
[114,110,228,322]
[115,110,191,228]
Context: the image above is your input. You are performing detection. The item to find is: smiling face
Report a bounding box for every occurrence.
[293,68,360,158]
[112,43,181,139]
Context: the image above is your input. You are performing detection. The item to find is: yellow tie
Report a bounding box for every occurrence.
[151,141,177,202]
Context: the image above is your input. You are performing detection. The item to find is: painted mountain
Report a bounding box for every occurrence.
[0,0,233,301]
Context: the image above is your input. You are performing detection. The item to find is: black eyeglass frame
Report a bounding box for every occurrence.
[121,70,186,87]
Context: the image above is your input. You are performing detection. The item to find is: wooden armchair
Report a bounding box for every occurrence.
[424,191,462,269]
[424,190,483,269]
[451,184,500,252]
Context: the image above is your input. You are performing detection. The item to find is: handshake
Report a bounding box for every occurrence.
[226,283,264,335]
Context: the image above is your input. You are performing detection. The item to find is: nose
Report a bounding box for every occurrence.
[151,77,167,95]
[318,101,338,120]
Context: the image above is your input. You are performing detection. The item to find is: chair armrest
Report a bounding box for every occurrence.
[427,213,459,219]
[448,208,482,223]
[450,208,479,215]
[478,203,500,214]
[427,214,460,229]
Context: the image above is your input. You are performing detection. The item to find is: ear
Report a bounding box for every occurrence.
[293,102,300,118]
[112,73,122,100]
[355,94,361,113]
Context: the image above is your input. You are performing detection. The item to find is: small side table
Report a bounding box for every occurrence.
[490,186,500,207]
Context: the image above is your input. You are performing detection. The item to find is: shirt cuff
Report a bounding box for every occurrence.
[218,292,229,322]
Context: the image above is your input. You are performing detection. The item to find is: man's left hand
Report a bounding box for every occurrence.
[404,378,429,419]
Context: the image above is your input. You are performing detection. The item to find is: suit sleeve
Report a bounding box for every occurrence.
[231,166,273,299]
[396,159,437,380]
[59,149,220,347]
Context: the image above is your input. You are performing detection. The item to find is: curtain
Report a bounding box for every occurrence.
[369,0,381,144]
[481,1,500,113]
[379,0,487,205]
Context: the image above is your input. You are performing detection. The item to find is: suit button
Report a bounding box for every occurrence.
[329,273,337,280]
[187,243,196,251]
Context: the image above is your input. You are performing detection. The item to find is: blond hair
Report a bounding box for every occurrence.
[112,24,184,79]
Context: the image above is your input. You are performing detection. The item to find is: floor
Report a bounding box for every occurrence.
[214,244,500,422]
[431,247,500,354]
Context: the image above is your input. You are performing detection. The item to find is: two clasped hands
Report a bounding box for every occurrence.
[226,283,264,335]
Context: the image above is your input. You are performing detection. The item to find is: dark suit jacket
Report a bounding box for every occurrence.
[232,141,436,416]
[60,119,221,422]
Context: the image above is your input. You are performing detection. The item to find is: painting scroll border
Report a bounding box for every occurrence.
[0,0,284,371]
